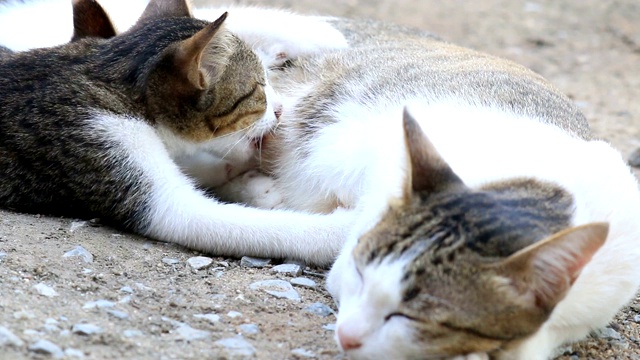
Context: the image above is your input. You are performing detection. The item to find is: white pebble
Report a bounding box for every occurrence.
[290,277,317,288]
[291,348,316,358]
[0,326,24,347]
[175,325,210,341]
[239,324,260,334]
[193,313,220,324]
[28,339,64,358]
[249,280,301,301]
[63,245,93,263]
[82,299,115,310]
[72,324,103,336]
[33,283,58,298]
[227,311,242,319]
[69,221,87,232]
[271,264,302,276]
[215,336,256,357]
[187,256,213,271]
[123,329,143,338]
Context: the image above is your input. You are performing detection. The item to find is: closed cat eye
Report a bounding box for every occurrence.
[384,312,414,322]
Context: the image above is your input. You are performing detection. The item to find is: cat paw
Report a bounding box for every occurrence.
[216,170,284,210]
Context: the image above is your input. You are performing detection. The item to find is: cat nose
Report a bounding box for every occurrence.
[337,325,363,351]
[273,103,283,120]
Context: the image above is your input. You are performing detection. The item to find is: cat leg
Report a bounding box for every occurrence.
[193,6,349,66]
[92,113,355,266]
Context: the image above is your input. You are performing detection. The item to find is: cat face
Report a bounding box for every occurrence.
[74,0,280,144]
[332,110,607,359]
[141,15,279,143]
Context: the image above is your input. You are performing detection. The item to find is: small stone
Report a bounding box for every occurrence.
[227,311,242,319]
[120,286,134,294]
[88,218,102,227]
[322,323,336,331]
[240,256,272,268]
[271,264,302,276]
[28,339,64,358]
[175,325,210,341]
[591,327,622,340]
[72,323,103,336]
[0,326,24,347]
[249,280,301,301]
[0,252,6,261]
[123,329,143,338]
[187,256,213,271]
[291,348,316,358]
[303,302,334,317]
[629,148,640,168]
[107,310,129,320]
[290,277,317,288]
[69,221,87,232]
[82,299,115,309]
[34,283,58,297]
[193,313,221,324]
[162,257,180,265]
[63,245,93,263]
[64,348,85,358]
[238,324,260,334]
[215,336,256,357]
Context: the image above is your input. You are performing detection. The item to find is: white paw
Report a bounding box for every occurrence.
[216,170,284,210]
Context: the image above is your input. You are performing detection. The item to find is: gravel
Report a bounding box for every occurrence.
[62,245,94,263]
[249,279,302,301]
[187,256,214,271]
[28,339,64,358]
[272,263,303,276]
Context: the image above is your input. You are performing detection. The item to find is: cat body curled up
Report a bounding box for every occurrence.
[3,1,640,359]
[221,16,640,360]
[0,0,355,265]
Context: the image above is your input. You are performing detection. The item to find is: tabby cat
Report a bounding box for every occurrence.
[219,13,640,360]
[4,1,640,359]
[0,0,354,266]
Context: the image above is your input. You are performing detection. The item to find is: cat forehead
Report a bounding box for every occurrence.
[354,179,574,265]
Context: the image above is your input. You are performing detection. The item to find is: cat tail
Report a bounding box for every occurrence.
[93,112,353,266]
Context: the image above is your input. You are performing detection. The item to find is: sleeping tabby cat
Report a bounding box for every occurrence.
[5,1,640,359]
[217,13,640,360]
[0,0,354,266]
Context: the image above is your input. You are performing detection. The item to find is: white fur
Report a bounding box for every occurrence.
[319,100,640,360]
[87,111,355,265]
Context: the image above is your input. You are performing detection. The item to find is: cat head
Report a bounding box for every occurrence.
[77,0,280,143]
[333,110,608,359]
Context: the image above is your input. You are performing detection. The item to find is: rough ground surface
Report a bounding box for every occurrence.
[1,0,640,359]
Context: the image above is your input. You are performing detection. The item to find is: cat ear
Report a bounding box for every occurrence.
[171,12,230,91]
[71,0,117,41]
[136,0,193,24]
[497,222,608,311]
[402,108,466,195]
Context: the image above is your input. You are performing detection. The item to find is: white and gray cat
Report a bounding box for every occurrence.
[3,1,640,359]
[212,8,640,360]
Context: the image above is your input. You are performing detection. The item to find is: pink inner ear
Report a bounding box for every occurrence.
[503,222,609,310]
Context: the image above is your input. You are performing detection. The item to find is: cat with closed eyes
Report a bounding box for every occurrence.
[4,1,640,359]
[0,0,355,266]
[212,11,640,360]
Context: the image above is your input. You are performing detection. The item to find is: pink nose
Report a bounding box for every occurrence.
[274,104,283,120]
[337,325,363,351]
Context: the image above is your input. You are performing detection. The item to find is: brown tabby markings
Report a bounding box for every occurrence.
[343,112,605,357]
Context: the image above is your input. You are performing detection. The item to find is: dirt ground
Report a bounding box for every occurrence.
[1,0,640,359]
